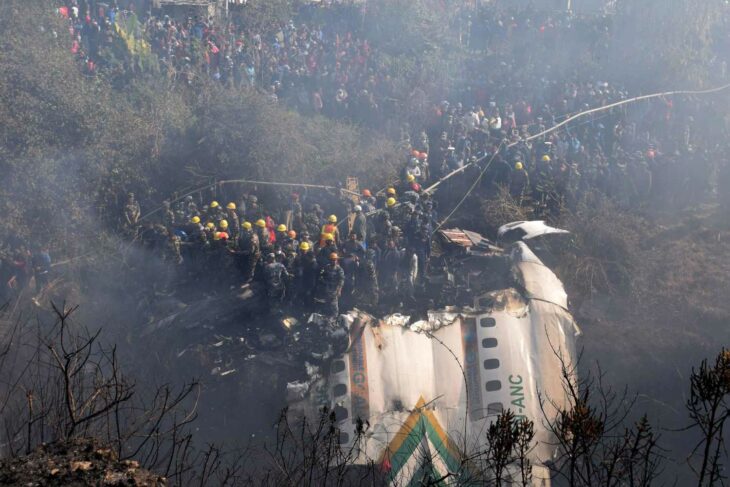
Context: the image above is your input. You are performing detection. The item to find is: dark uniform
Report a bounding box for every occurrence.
[238,229,260,281]
[263,259,289,310]
[315,262,345,317]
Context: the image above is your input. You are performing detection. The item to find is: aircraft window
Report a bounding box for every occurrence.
[332,360,346,374]
[485,380,502,392]
[482,338,498,348]
[480,317,496,328]
[483,359,500,370]
[333,405,349,421]
[333,384,348,397]
[487,402,503,415]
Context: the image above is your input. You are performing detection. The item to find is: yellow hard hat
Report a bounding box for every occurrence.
[226,202,236,210]
[205,222,215,230]
[406,174,415,182]
[541,155,551,162]
[328,214,337,223]
[299,241,310,251]
[255,219,266,228]
[322,233,334,242]
[387,187,396,196]
[277,224,287,232]
[515,162,523,170]
[329,252,339,261]
[191,216,201,224]
[219,219,229,229]
[386,197,397,207]
[242,221,252,230]
[210,201,219,208]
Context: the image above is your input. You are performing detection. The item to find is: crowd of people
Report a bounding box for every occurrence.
[3,1,728,312]
[124,174,436,318]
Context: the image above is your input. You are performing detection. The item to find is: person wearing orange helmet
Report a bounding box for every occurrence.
[314,251,345,317]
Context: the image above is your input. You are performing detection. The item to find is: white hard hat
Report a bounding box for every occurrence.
[354,205,362,212]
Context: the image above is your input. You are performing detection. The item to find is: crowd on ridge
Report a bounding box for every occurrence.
[2,1,730,311]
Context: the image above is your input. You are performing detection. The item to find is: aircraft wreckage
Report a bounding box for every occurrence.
[287,222,581,486]
[146,221,580,485]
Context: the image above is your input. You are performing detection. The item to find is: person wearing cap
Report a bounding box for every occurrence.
[314,252,345,318]
[351,205,368,244]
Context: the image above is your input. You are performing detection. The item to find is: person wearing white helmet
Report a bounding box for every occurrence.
[351,205,368,245]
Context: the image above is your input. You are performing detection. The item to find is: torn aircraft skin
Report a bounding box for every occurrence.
[289,223,581,486]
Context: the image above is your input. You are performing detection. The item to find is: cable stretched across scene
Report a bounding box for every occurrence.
[426,81,730,231]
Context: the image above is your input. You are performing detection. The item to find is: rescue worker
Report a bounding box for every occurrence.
[351,205,367,244]
[208,201,223,221]
[357,248,379,309]
[161,200,175,228]
[317,234,338,266]
[124,192,141,228]
[314,252,345,318]
[292,241,318,309]
[275,224,289,247]
[360,189,376,212]
[342,232,365,259]
[225,203,240,240]
[320,215,340,246]
[263,252,289,311]
[510,162,530,204]
[255,219,272,255]
[238,221,260,281]
[379,239,403,306]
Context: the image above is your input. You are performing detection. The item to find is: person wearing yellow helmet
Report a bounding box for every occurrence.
[190,216,201,224]
[255,218,272,253]
[210,201,219,209]
[291,238,319,307]
[277,224,287,232]
[406,174,415,183]
[205,222,216,231]
[320,216,340,247]
[510,160,529,205]
[238,220,260,282]
[541,154,551,163]
[386,197,397,208]
[386,187,397,196]
[219,219,229,230]
[317,232,338,267]
[225,203,240,238]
